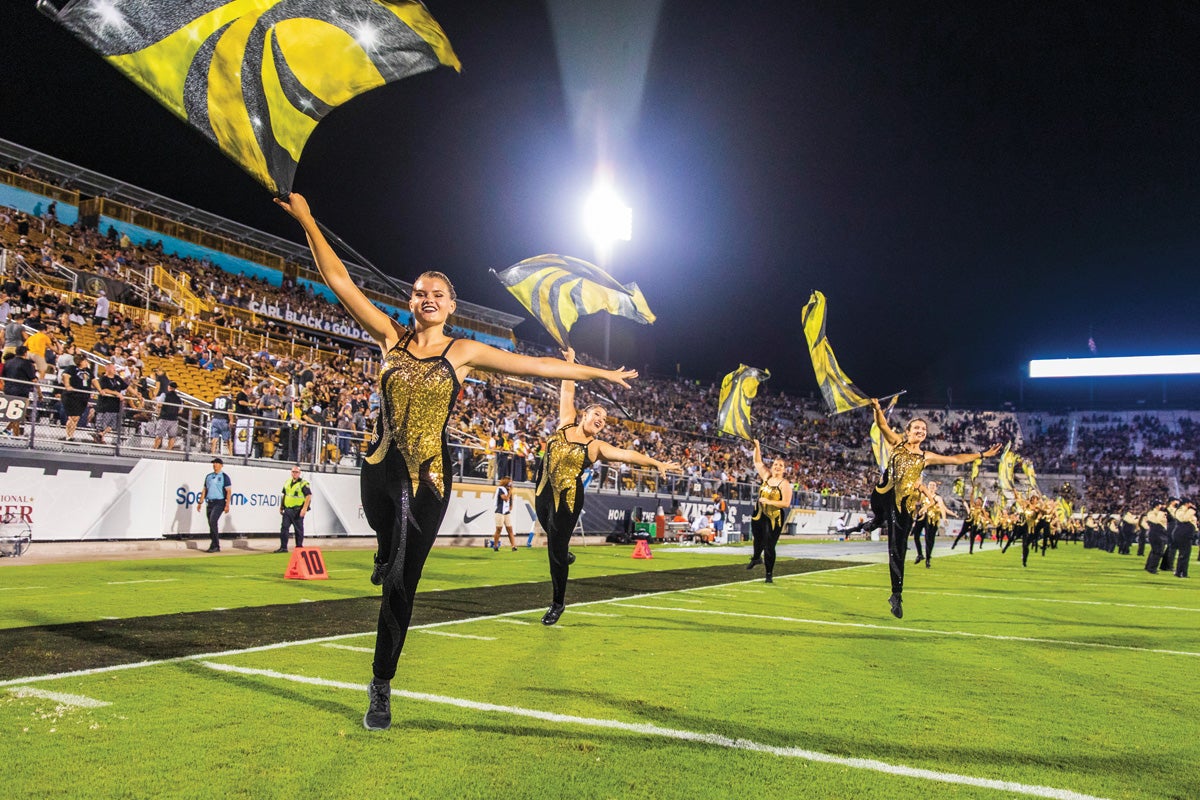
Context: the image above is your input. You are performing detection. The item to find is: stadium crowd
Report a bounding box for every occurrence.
[3,178,1199,515]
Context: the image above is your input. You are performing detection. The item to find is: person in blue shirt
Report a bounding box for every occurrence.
[196,458,232,552]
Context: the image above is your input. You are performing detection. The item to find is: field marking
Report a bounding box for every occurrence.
[322,643,374,653]
[493,618,531,625]
[780,582,1200,613]
[105,579,180,586]
[197,660,1110,800]
[0,586,46,591]
[420,631,496,641]
[0,566,869,688]
[613,604,1200,658]
[569,611,620,618]
[7,687,111,708]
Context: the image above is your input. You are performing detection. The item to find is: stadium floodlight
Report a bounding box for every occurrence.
[1029,355,1200,378]
[583,181,632,247]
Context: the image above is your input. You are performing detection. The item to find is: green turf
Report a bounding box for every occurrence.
[4,544,1199,799]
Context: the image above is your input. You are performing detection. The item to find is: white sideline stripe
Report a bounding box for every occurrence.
[106,579,179,585]
[8,687,110,708]
[196,661,1110,800]
[0,566,866,687]
[669,597,704,604]
[322,644,374,653]
[493,618,531,625]
[0,586,46,591]
[614,604,1200,658]
[420,631,496,641]
[570,611,620,618]
[785,582,1200,613]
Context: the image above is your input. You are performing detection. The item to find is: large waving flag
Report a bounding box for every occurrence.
[997,443,1018,501]
[491,255,655,348]
[43,0,460,195]
[1020,459,1041,494]
[868,394,897,472]
[717,364,770,441]
[801,291,883,414]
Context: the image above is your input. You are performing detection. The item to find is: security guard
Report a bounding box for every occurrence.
[276,465,312,553]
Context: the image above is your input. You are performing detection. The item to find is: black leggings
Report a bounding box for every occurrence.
[362,446,450,682]
[751,513,783,573]
[887,506,916,594]
[536,488,583,605]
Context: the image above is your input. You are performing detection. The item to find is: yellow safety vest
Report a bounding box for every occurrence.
[283,479,309,508]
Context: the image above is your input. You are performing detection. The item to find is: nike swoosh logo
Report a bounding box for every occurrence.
[464,510,489,524]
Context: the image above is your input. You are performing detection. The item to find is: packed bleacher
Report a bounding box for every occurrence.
[4,164,1200,513]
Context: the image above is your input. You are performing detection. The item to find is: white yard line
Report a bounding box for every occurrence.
[0,586,46,591]
[105,579,180,585]
[493,618,531,625]
[613,604,1200,658]
[420,631,496,641]
[776,579,1200,613]
[7,686,110,708]
[196,660,1111,800]
[569,611,621,618]
[321,643,374,653]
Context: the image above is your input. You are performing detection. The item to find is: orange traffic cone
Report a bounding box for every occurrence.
[632,539,653,559]
[284,547,329,580]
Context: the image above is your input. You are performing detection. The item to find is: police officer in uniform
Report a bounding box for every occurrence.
[276,465,312,552]
[196,457,231,552]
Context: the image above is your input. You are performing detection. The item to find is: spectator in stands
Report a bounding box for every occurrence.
[92,362,128,445]
[22,324,52,379]
[276,191,639,733]
[210,388,234,455]
[62,354,93,440]
[153,381,183,451]
[3,311,23,357]
[94,290,109,325]
[1,346,37,436]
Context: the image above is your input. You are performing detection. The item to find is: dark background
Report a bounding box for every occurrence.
[4,1,1200,407]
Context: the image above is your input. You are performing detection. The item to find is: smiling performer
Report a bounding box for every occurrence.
[870,398,1001,618]
[537,348,679,626]
[277,194,638,731]
[746,439,794,583]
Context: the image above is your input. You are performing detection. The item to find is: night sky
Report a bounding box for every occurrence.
[4,1,1200,406]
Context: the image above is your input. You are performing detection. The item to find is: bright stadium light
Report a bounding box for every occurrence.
[583,181,632,247]
[1029,355,1200,378]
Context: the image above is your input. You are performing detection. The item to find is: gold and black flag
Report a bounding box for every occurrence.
[491,254,656,348]
[801,291,878,414]
[717,364,770,440]
[43,0,460,195]
[997,443,1018,501]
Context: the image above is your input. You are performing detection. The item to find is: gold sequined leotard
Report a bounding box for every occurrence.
[888,447,926,516]
[752,480,784,527]
[364,333,459,499]
[536,424,593,512]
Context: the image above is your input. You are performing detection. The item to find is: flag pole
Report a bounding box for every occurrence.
[313,217,414,303]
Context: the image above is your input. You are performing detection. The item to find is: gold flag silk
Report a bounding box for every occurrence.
[491,255,655,348]
[717,364,770,441]
[49,0,460,195]
[997,444,1017,501]
[800,291,872,414]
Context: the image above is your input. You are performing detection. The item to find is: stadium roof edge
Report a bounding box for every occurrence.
[0,137,525,330]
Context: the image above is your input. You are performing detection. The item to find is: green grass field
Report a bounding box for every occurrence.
[3,542,1197,799]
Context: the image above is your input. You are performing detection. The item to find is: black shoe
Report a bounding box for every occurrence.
[914,555,923,564]
[764,573,773,584]
[567,552,576,566]
[204,545,220,553]
[925,560,931,568]
[370,556,388,586]
[541,603,565,626]
[746,556,762,570]
[273,547,288,554]
[363,679,391,731]
[888,593,903,619]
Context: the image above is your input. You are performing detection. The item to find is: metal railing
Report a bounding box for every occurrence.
[0,375,876,511]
